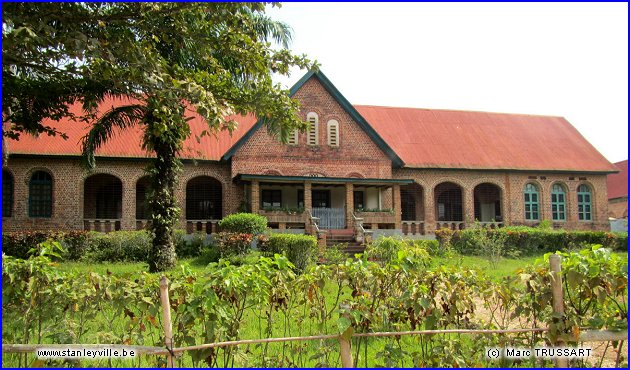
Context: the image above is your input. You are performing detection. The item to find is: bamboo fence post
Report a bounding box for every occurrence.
[549,254,568,368]
[338,304,354,368]
[159,276,175,368]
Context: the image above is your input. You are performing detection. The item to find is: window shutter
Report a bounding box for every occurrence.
[287,129,298,145]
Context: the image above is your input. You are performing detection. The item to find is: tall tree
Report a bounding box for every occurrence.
[3,2,316,271]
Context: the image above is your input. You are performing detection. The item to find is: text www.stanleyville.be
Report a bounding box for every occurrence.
[36,346,137,359]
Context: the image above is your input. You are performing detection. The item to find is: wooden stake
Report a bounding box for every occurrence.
[159,276,175,368]
[549,254,568,368]
[339,335,353,368]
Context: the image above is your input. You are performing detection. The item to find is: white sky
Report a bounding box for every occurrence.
[268,2,628,164]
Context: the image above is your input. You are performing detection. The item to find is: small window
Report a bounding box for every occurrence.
[353,190,365,210]
[551,184,566,221]
[287,129,298,146]
[327,120,339,147]
[577,184,592,221]
[524,183,539,221]
[3,170,14,217]
[261,189,282,208]
[29,171,53,218]
[312,190,330,208]
[306,112,319,146]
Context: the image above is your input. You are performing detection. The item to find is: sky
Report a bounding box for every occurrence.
[267,2,628,164]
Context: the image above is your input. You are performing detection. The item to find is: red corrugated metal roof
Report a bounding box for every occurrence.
[607,160,628,199]
[5,96,617,174]
[5,96,257,161]
[355,105,617,173]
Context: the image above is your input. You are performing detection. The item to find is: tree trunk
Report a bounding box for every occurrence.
[146,108,182,272]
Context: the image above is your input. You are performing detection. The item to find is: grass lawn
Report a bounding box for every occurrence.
[56,251,629,280]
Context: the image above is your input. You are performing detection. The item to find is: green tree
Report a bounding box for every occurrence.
[3,2,315,271]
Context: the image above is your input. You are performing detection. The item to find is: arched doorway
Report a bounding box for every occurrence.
[186,176,222,220]
[474,183,503,223]
[84,174,122,231]
[434,182,463,222]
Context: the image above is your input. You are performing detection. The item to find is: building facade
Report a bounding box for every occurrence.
[2,71,618,237]
[607,160,628,220]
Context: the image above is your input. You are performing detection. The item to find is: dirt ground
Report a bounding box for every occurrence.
[470,297,627,368]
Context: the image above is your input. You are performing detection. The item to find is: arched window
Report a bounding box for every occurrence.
[306,112,319,146]
[577,184,592,221]
[29,171,53,218]
[551,184,566,221]
[327,119,339,147]
[3,170,13,217]
[524,183,540,221]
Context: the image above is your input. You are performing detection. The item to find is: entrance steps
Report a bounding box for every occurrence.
[324,229,365,255]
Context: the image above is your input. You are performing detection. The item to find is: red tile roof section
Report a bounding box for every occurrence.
[5,96,258,161]
[355,105,617,173]
[607,160,628,199]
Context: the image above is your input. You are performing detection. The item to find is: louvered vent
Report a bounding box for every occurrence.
[307,112,318,145]
[287,129,298,145]
[327,120,339,146]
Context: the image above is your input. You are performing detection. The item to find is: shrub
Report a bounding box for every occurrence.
[258,233,317,272]
[436,226,628,256]
[174,230,208,258]
[218,213,268,234]
[365,236,432,266]
[83,231,152,262]
[2,230,91,260]
[215,232,253,257]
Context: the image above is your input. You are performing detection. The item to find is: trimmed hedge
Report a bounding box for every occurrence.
[2,231,91,260]
[218,213,268,234]
[2,230,211,262]
[258,233,317,272]
[436,227,628,256]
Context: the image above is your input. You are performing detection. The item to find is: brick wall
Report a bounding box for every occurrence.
[231,77,392,179]
[2,157,239,232]
[393,168,610,233]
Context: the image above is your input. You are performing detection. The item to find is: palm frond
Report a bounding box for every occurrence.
[81,104,146,169]
[250,13,293,49]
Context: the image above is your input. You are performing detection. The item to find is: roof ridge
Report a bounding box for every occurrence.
[353,104,566,119]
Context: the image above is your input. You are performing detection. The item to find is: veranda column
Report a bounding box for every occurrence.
[251,180,260,214]
[304,181,312,234]
[424,187,436,234]
[393,184,402,229]
[464,187,475,227]
[121,179,135,230]
[345,183,354,229]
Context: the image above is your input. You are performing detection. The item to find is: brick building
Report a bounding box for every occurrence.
[2,70,618,238]
[607,160,628,219]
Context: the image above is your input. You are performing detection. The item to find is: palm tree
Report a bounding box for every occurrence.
[81,5,298,272]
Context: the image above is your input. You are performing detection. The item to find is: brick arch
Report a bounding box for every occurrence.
[23,166,55,185]
[301,171,327,178]
[429,178,466,190]
[471,179,505,193]
[346,172,364,179]
[81,168,128,187]
[548,181,569,194]
[264,170,283,176]
[180,169,230,190]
